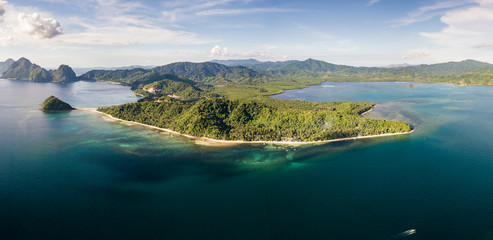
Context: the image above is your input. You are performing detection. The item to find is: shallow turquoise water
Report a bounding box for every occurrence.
[1,80,493,239]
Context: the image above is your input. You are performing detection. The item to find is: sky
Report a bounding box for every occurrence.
[1,0,493,68]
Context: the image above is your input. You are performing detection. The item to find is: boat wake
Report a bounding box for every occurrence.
[394,229,416,238]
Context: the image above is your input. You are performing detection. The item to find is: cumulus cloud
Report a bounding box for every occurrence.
[17,13,62,39]
[402,49,430,59]
[210,45,228,56]
[419,0,493,48]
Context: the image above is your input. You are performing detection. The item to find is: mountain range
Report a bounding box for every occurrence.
[3,57,493,87]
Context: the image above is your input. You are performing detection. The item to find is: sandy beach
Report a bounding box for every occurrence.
[78,107,415,146]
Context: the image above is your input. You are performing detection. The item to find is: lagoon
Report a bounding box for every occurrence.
[1,79,493,239]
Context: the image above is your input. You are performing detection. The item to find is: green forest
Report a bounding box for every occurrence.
[98,98,411,142]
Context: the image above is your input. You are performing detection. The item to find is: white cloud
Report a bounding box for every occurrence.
[210,45,228,56]
[367,0,380,7]
[17,13,62,38]
[402,49,430,59]
[162,0,237,22]
[420,0,493,48]
[392,0,475,27]
[162,0,298,22]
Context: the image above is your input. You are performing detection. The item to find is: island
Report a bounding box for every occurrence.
[41,96,75,112]
[97,98,412,143]
[2,58,77,83]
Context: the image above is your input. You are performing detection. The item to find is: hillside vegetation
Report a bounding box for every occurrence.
[98,98,411,142]
[41,96,74,111]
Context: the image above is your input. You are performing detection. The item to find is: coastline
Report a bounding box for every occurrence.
[360,106,375,116]
[78,107,415,146]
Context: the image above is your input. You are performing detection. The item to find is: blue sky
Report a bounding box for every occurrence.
[0,0,492,67]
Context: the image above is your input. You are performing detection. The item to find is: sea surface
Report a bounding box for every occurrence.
[1,79,493,240]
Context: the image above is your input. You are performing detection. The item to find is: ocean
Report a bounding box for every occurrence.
[1,79,493,239]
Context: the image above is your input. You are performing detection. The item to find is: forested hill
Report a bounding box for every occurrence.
[151,62,263,84]
[80,68,162,87]
[237,58,493,85]
[211,59,297,71]
[98,98,411,142]
[1,58,77,82]
[391,59,493,75]
[0,58,14,74]
[270,58,386,75]
[260,58,493,77]
[71,57,493,87]
[80,62,264,86]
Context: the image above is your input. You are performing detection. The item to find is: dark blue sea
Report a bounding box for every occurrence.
[1,79,493,240]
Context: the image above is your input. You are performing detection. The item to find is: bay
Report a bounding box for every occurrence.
[1,79,493,240]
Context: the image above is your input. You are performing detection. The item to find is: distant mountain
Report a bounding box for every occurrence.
[73,65,155,76]
[79,68,190,88]
[383,63,412,68]
[272,58,386,75]
[2,58,77,82]
[151,62,263,84]
[114,65,155,70]
[392,59,493,75]
[211,59,263,66]
[211,59,298,71]
[0,58,14,74]
[81,62,263,86]
[245,60,299,71]
[80,58,493,88]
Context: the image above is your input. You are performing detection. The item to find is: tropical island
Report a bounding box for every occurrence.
[41,96,75,112]
[4,56,493,143]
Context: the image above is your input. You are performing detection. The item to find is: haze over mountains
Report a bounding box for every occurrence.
[0,58,14,74]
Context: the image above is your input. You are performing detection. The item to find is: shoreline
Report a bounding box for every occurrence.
[78,107,415,146]
[360,106,375,116]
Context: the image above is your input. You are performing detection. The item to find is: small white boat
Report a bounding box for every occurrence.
[403,229,416,235]
[394,229,416,238]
